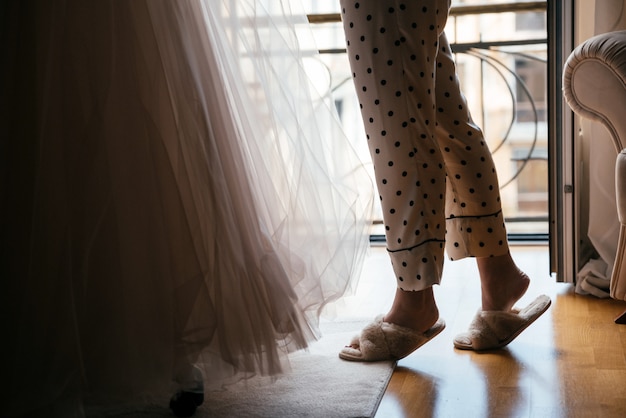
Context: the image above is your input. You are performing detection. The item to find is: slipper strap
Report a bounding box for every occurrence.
[470,310,525,349]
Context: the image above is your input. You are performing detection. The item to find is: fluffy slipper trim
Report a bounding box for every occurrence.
[454,294,551,351]
[339,315,445,362]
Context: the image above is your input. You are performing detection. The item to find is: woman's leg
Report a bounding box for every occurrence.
[340,0,452,333]
[340,1,550,357]
[432,33,530,312]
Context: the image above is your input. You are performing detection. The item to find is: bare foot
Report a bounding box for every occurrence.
[382,286,440,334]
[344,286,439,350]
[477,252,530,312]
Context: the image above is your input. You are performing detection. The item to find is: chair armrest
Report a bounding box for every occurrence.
[563,30,626,153]
[611,150,626,301]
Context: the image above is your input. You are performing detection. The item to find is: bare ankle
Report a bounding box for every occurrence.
[384,287,439,333]
[478,254,530,311]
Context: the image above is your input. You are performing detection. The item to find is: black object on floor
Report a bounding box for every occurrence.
[169,391,204,417]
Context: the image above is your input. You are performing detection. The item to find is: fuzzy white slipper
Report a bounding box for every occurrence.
[339,315,445,362]
[453,294,551,351]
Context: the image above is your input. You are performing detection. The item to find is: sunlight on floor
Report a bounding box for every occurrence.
[321,244,553,324]
[321,244,626,418]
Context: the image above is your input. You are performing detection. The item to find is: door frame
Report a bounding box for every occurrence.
[548,0,576,283]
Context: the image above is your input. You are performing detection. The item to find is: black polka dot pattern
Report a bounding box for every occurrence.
[340,0,508,291]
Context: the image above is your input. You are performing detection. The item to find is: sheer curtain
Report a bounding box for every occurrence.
[1,0,373,415]
[196,0,374,318]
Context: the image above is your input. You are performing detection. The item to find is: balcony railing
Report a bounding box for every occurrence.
[307,2,546,25]
[307,1,548,240]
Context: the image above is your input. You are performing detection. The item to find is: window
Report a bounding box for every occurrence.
[303,1,548,237]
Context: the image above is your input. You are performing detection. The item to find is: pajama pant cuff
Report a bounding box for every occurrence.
[388,240,445,291]
[445,210,509,260]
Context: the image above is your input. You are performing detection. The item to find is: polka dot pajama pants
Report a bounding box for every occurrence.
[340,0,509,291]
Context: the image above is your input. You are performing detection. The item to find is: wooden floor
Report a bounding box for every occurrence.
[327,245,626,418]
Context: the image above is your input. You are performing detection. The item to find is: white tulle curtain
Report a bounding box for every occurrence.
[193,0,374,311]
[2,0,373,415]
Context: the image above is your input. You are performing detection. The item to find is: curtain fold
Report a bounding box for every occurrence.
[0,0,373,416]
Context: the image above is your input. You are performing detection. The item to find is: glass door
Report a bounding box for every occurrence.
[548,0,575,283]
[302,0,574,279]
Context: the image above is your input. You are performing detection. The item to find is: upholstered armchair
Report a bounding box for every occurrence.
[563,30,626,321]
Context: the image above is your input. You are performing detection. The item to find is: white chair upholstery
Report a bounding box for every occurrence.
[615,150,626,300]
[563,30,626,306]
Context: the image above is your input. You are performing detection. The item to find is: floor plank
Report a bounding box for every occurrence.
[324,245,626,417]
